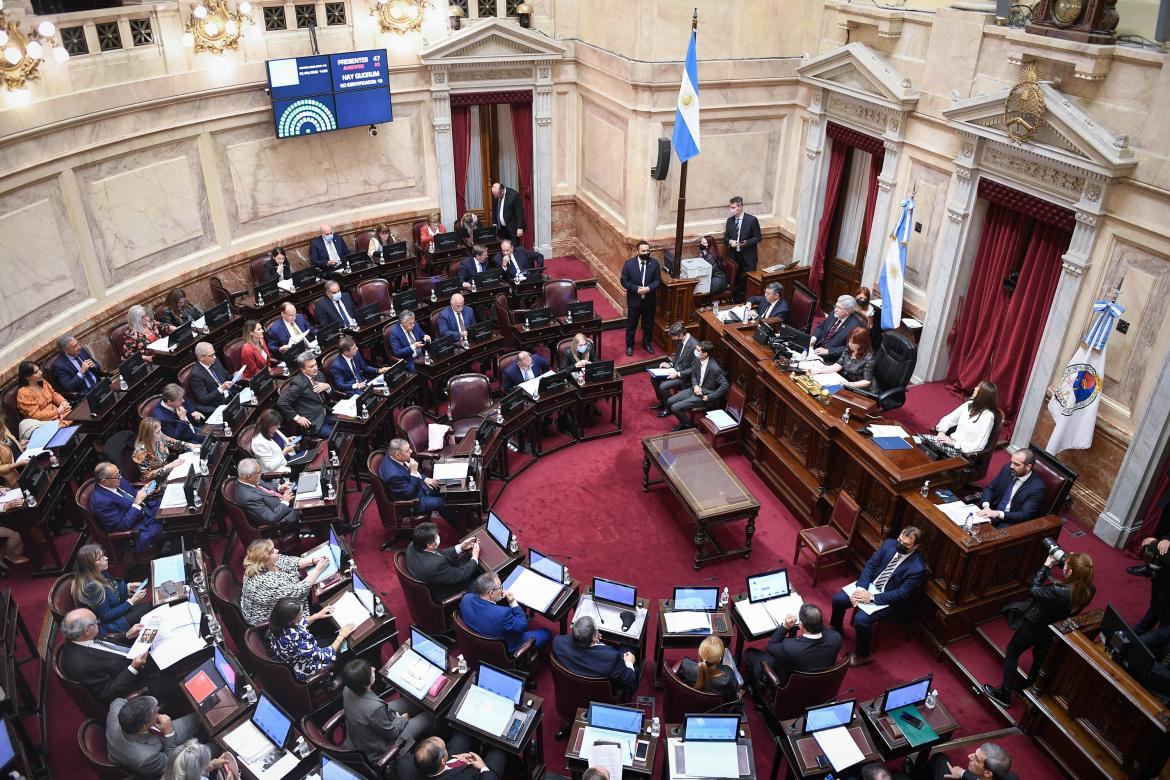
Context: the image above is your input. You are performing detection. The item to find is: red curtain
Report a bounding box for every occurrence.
[809,140,848,293]
[509,100,535,250]
[452,105,472,218]
[859,151,884,266]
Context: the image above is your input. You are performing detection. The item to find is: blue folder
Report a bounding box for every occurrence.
[873,436,912,451]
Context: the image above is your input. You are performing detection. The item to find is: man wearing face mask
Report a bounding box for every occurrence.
[309,224,351,279]
[620,241,661,356]
[829,527,925,667]
[315,280,361,330]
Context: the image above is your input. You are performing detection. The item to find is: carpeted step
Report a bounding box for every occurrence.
[942,635,1019,727]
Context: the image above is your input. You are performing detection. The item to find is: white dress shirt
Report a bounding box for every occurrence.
[936,402,996,454]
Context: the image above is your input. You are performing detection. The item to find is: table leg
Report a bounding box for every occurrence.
[745,512,757,558]
[642,452,651,492]
[653,623,665,689]
[734,633,745,665]
[693,524,708,570]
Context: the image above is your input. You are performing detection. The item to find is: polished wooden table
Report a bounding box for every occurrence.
[447,669,546,780]
[776,710,880,780]
[565,706,658,780]
[642,429,761,569]
[663,719,757,780]
[858,694,958,773]
[651,599,733,688]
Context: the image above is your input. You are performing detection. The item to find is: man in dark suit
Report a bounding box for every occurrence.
[493,239,535,281]
[665,341,729,431]
[502,351,549,392]
[459,572,550,652]
[748,282,789,322]
[724,196,761,300]
[811,295,866,362]
[342,659,436,763]
[151,383,205,443]
[926,743,1018,780]
[267,303,317,360]
[277,354,335,438]
[315,280,361,330]
[742,603,842,687]
[60,607,150,705]
[651,322,699,413]
[379,438,457,525]
[552,616,640,698]
[977,449,1047,527]
[89,462,164,549]
[830,527,926,666]
[458,245,494,288]
[309,224,350,278]
[405,522,480,600]
[621,240,661,356]
[51,334,103,403]
[436,293,476,342]
[188,341,240,416]
[330,336,386,395]
[387,311,430,373]
[491,182,525,244]
[406,735,506,780]
[235,458,297,529]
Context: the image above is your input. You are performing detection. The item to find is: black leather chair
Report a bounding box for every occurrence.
[865,332,917,411]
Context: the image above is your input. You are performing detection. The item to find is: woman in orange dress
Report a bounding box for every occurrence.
[15,362,69,439]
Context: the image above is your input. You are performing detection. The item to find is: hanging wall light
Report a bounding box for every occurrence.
[182,0,256,55]
[0,3,69,106]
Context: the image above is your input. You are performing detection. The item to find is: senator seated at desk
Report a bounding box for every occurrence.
[120,304,161,364]
[379,438,458,525]
[50,333,103,403]
[72,543,152,635]
[502,351,549,392]
[157,287,202,331]
[651,322,698,413]
[330,336,387,395]
[976,449,1047,527]
[277,354,336,438]
[267,595,355,683]
[743,602,842,687]
[316,280,361,330]
[341,659,437,763]
[932,380,1001,457]
[235,458,299,530]
[436,293,475,342]
[406,521,481,600]
[60,607,154,706]
[131,417,198,499]
[309,224,350,278]
[808,327,875,391]
[408,735,506,780]
[261,245,292,284]
[152,383,205,443]
[926,742,1018,780]
[240,319,273,380]
[267,302,317,360]
[15,361,69,438]
[560,332,598,370]
[810,294,867,362]
[748,282,789,322]
[90,462,164,551]
[459,572,551,653]
[678,635,740,702]
[552,615,640,698]
[188,341,241,416]
[388,310,431,373]
[251,409,313,474]
[494,239,535,282]
[240,538,331,627]
[830,527,925,667]
[105,695,204,779]
[458,244,495,287]
[664,340,728,431]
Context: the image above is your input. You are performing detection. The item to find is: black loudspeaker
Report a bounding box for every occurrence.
[650,138,671,180]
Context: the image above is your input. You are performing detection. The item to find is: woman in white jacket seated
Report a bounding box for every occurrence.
[251,408,315,474]
[931,380,1001,457]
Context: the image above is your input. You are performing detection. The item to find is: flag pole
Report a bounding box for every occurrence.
[671,8,697,280]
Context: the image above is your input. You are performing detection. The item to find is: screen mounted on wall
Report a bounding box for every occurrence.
[266,49,393,138]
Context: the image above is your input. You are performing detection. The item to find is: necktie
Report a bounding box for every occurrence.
[997,478,1020,512]
[346,357,356,382]
[287,318,302,339]
[698,360,707,387]
[74,356,95,388]
[639,262,646,286]
[404,326,416,346]
[455,310,464,332]
[326,239,339,263]
[523,367,533,382]
[826,318,843,339]
[257,483,282,498]
[736,218,743,245]
[336,300,351,327]
[873,553,904,591]
[498,193,506,225]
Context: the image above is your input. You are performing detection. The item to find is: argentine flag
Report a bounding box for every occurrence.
[672,30,700,162]
[879,196,915,330]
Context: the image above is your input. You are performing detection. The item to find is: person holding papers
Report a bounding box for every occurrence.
[406,522,480,600]
[975,449,1047,527]
[678,635,740,702]
[309,224,351,279]
[502,351,550,392]
[240,320,273,380]
[152,383,205,443]
[651,323,698,414]
[458,245,495,288]
[267,302,317,358]
[267,595,355,683]
[277,354,335,438]
[188,341,241,416]
[51,333,104,404]
[409,735,506,780]
[808,327,875,391]
[239,539,330,627]
[552,616,640,698]
[437,293,476,341]
[164,740,240,780]
[830,527,925,667]
[380,439,459,526]
[330,336,388,395]
[316,280,361,331]
[59,608,154,706]
[71,544,152,636]
[460,572,551,653]
[932,381,1001,457]
[810,295,866,363]
[90,461,164,551]
[15,361,69,438]
[235,459,298,530]
[132,418,199,498]
[251,409,316,474]
[388,310,431,373]
[341,659,437,762]
[121,304,162,364]
[742,603,841,687]
[747,282,788,323]
[107,696,204,778]
[665,341,728,431]
[158,288,203,331]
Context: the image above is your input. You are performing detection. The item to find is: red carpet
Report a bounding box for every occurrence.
[543,256,597,282]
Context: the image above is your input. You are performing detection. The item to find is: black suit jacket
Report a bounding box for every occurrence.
[681,358,730,404]
[669,335,699,374]
[748,296,789,323]
[812,312,866,362]
[315,293,360,329]
[405,544,479,600]
[763,627,843,684]
[979,466,1048,527]
[552,635,639,693]
[309,234,351,276]
[188,360,236,416]
[857,539,926,623]
[620,256,661,306]
[277,373,330,433]
[262,260,292,284]
[459,256,495,284]
[724,212,761,270]
[492,186,526,239]
[236,479,298,527]
[59,641,140,705]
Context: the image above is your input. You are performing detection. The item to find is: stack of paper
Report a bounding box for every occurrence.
[277,279,295,293]
[503,567,564,613]
[427,423,451,451]
[166,451,202,482]
[330,590,371,629]
[868,424,909,438]
[332,397,358,417]
[455,685,515,737]
[716,305,750,323]
[588,743,624,779]
[646,367,674,378]
[841,582,889,615]
[432,461,469,481]
[147,336,171,353]
[205,405,229,426]
[704,409,738,431]
[733,593,804,635]
[238,387,255,404]
[0,487,21,506]
[518,370,555,399]
[812,372,845,388]
[664,611,711,634]
[813,726,865,773]
[938,501,989,526]
[191,317,207,331]
[160,483,189,509]
[386,650,443,698]
[581,727,636,766]
[125,601,206,669]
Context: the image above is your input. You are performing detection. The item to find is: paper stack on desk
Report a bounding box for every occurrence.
[812,371,845,387]
[222,720,299,780]
[455,684,515,737]
[813,726,865,773]
[664,611,711,634]
[938,500,990,526]
[147,336,171,353]
[205,405,228,426]
[716,305,750,323]
[432,461,469,482]
[277,279,295,293]
[427,423,451,451]
[124,601,206,669]
[704,409,738,431]
[502,566,564,613]
[734,593,804,634]
[386,649,443,699]
[519,370,555,399]
[329,590,371,629]
[646,367,674,378]
[868,424,910,439]
[160,483,189,509]
[332,397,358,417]
[166,451,202,481]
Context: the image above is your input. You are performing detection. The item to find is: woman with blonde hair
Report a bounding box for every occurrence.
[121,304,160,363]
[132,417,198,497]
[419,212,446,249]
[70,543,150,635]
[239,538,330,627]
[678,635,740,701]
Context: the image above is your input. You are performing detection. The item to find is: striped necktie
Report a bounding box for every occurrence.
[873,553,905,591]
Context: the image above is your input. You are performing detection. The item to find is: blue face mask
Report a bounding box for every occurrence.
[331,292,342,302]
[577,344,589,354]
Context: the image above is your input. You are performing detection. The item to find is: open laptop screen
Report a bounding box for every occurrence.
[804,700,855,734]
[882,676,932,713]
[747,568,791,603]
[253,694,292,748]
[683,715,739,742]
[411,627,448,671]
[477,663,524,705]
[589,703,643,733]
[593,577,636,608]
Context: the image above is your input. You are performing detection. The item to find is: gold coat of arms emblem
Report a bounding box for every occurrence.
[1004,65,1046,143]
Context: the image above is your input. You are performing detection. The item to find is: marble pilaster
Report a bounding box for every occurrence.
[533,63,554,256]
[861,136,901,287]
[792,88,828,267]
[431,68,457,228]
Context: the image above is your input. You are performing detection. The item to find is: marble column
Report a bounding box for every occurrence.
[861,137,901,287]
[1009,210,1096,450]
[533,64,554,256]
[913,134,980,383]
[792,88,828,267]
[430,68,457,227]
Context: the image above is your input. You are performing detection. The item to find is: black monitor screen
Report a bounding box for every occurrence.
[1101,604,1156,684]
[382,241,408,261]
[434,277,463,299]
[268,50,392,137]
[204,301,231,328]
[292,268,319,287]
[392,289,418,312]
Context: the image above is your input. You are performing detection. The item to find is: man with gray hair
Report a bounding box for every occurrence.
[234,457,298,529]
[59,607,151,705]
[378,438,457,524]
[747,282,789,323]
[387,309,430,372]
[459,572,551,653]
[50,333,103,402]
[106,695,203,777]
[927,742,1016,780]
[810,294,865,362]
[552,616,640,701]
[187,341,240,416]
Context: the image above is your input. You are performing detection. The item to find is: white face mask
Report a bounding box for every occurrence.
[324,233,333,240]
[331,292,342,302]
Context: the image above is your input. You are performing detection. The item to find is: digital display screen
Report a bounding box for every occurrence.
[486,511,511,551]
[330,50,388,92]
[412,627,447,670]
[267,55,332,99]
[267,49,393,139]
[748,568,790,602]
[883,676,931,712]
[684,715,739,741]
[589,703,643,733]
[529,549,565,583]
[322,756,363,780]
[0,720,15,768]
[478,663,524,705]
[253,694,292,748]
[805,701,854,733]
[214,646,236,694]
[593,577,636,608]
[674,587,718,611]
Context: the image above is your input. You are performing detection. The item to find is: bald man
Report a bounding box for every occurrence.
[436,293,476,341]
[309,224,351,279]
[502,351,549,391]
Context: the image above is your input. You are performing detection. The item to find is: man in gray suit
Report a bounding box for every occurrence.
[405,522,480,601]
[106,696,202,778]
[235,458,298,529]
[341,659,436,762]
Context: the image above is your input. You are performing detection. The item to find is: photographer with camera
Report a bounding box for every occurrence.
[1128,534,1170,635]
[983,541,1094,709]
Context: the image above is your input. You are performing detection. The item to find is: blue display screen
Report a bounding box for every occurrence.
[335,88,394,129]
[267,55,331,100]
[589,703,643,733]
[253,694,292,747]
[267,49,393,138]
[273,94,337,139]
[330,50,388,92]
[805,701,854,733]
[684,715,738,741]
[478,663,524,705]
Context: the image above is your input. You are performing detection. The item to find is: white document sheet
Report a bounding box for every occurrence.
[124,604,171,658]
[332,397,358,417]
[645,368,674,378]
[455,685,515,737]
[868,424,910,439]
[301,540,342,581]
[797,359,825,371]
[664,611,712,634]
[716,305,750,323]
[222,720,300,780]
[238,387,255,405]
[127,602,206,669]
[502,567,564,613]
[330,590,371,629]
[518,370,555,399]
[204,405,229,426]
[812,372,846,387]
[704,409,738,430]
[734,600,777,635]
[160,483,189,509]
[386,649,443,699]
[938,500,990,526]
[684,742,739,778]
[147,336,171,353]
[277,279,295,293]
[166,451,202,482]
[192,317,207,331]
[575,596,648,636]
[432,461,469,481]
[762,593,805,625]
[427,423,451,451]
[588,742,624,780]
[581,727,636,765]
[0,487,22,506]
[813,725,866,773]
[841,581,889,615]
[902,317,923,329]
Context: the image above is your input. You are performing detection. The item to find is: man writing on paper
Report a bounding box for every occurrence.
[830,527,924,667]
[459,572,551,653]
[650,322,697,415]
[552,616,640,699]
[976,449,1047,527]
[188,342,241,416]
[235,458,298,530]
[406,521,481,600]
[742,603,841,687]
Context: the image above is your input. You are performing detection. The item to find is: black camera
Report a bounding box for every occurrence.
[1041,537,1067,567]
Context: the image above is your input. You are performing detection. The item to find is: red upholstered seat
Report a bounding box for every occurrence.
[1029,444,1078,516]
[794,491,860,586]
[209,565,248,648]
[47,573,77,624]
[177,362,195,398]
[540,279,577,317]
[137,394,162,420]
[662,661,727,723]
[108,324,129,362]
[76,478,153,565]
[1,384,19,431]
[250,256,270,288]
[78,719,123,779]
[354,230,373,255]
[789,281,818,332]
[698,384,745,450]
[355,279,392,312]
[222,338,246,372]
[495,293,519,347]
[367,450,428,550]
[549,654,618,739]
[394,550,459,637]
[447,373,491,440]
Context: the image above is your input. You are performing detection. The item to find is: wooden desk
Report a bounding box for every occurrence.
[859,695,958,770]
[651,599,732,688]
[642,429,761,569]
[743,264,808,304]
[318,582,398,654]
[776,712,880,779]
[696,313,773,438]
[415,335,504,402]
[461,522,523,574]
[214,709,317,780]
[447,670,546,780]
[574,594,652,659]
[379,639,468,715]
[565,706,657,780]
[726,591,804,664]
[179,645,255,736]
[1021,616,1170,779]
[662,719,757,780]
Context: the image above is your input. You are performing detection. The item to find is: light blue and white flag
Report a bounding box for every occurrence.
[879,196,915,330]
[672,29,700,162]
[1046,298,1123,455]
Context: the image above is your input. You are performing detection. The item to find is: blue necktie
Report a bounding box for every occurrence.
[997,480,1017,512]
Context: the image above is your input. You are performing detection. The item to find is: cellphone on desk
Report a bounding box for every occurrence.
[815,754,830,770]
[899,712,925,729]
[634,741,649,761]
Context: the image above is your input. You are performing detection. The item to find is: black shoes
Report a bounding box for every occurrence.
[649,401,663,410]
[657,410,671,418]
[644,344,655,354]
[626,347,634,356]
[1128,564,1155,578]
[983,684,1012,708]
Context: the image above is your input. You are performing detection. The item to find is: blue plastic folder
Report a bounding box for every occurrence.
[873,436,912,451]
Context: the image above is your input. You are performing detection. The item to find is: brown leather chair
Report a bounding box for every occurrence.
[319,350,340,385]
[758,657,850,780]
[793,491,860,586]
[236,424,257,460]
[413,276,440,304]
[447,373,491,440]
[250,256,271,288]
[136,394,162,420]
[301,698,406,778]
[722,256,739,297]
[56,642,137,721]
[211,276,247,307]
[661,660,727,723]
[367,450,427,551]
[429,308,445,339]
[222,338,246,373]
[789,281,818,332]
[411,219,426,250]
[356,279,393,312]
[954,416,1006,489]
[394,550,460,637]
[697,384,746,451]
[497,351,521,393]
[177,362,195,399]
[494,293,520,346]
[220,479,298,555]
[108,324,130,362]
[549,654,618,739]
[453,612,539,684]
[354,231,374,255]
[396,405,453,459]
[209,565,249,648]
[244,627,335,719]
[76,479,152,565]
[446,258,463,279]
[540,280,577,317]
[78,718,124,780]
[1029,444,1078,516]
[1,383,20,434]
[48,573,77,625]
[152,302,169,324]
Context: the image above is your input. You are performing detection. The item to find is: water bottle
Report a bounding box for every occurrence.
[719,586,729,608]
[325,479,336,502]
[456,654,468,674]
[925,689,939,709]
[430,288,437,303]
[508,536,519,554]
[374,595,385,618]
[388,302,396,318]
[119,374,128,391]
[713,300,720,317]
[920,479,931,498]
[963,512,974,537]
[472,440,481,457]
[566,309,573,324]
[841,407,850,423]
[495,407,504,424]
[470,279,477,292]
[199,458,208,475]
[222,420,232,437]
[23,488,36,508]
[468,475,477,491]
[330,449,339,468]
[359,402,369,420]
[650,716,661,738]
[256,291,264,306]
[49,451,59,468]
[243,684,258,704]
[428,241,435,253]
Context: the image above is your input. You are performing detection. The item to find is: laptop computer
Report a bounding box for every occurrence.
[583,360,614,382]
[434,277,463,299]
[467,319,494,344]
[434,232,460,251]
[567,300,594,321]
[183,644,238,712]
[322,756,364,780]
[776,323,811,351]
[754,320,776,346]
[500,389,528,420]
[528,548,567,584]
[303,526,345,584]
[477,663,528,741]
[591,576,637,626]
[249,368,273,398]
[234,694,294,770]
[682,715,740,778]
[392,289,418,313]
[673,586,719,611]
[525,307,552,328]
[355,303,381,327]
[204,301,231,329]
[803,699,855,735]
[473,511,514,570]
[582,703,644,766]
[387,625,449,700]
[429,335,456,360]
[346,255,370,273]
[882,675,932,714]
[292,267,319,288]
[296,471,322,498]
[474,225,498,242]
